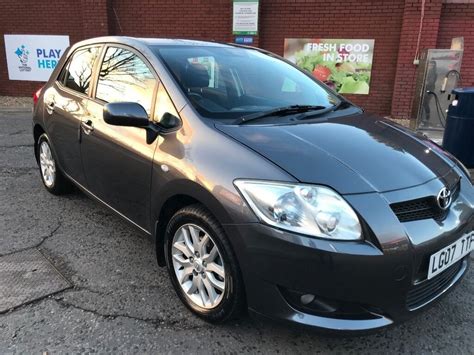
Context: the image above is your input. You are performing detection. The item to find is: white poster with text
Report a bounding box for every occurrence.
[233,1,259,35]
[4,34,70,81]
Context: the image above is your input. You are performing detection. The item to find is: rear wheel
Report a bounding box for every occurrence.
[36,134,72,195]
[164,204,245,322]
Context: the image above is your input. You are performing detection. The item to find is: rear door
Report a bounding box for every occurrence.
[80,45,158,231]
[43,45,101,185]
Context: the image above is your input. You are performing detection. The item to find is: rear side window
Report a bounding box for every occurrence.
[61,46,100,95]
[96,47,156,115]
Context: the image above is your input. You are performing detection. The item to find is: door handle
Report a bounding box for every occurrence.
[46,101,55,114]
[81,120,94,135]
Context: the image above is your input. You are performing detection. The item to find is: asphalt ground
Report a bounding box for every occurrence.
[0,110,473,353]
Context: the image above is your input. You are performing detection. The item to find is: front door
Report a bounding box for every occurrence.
[80,46,158,231]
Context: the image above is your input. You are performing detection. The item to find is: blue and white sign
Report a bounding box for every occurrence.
[4,34,70,81]
[234,36,254,45]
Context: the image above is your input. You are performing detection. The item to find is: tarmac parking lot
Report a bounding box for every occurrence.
[0,110,473,353]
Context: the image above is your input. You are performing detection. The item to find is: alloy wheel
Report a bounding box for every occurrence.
[171,223,226,309]
[39,141,56,188]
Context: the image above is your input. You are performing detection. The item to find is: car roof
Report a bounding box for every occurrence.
[138,38,232,48]
[71,36,234,50]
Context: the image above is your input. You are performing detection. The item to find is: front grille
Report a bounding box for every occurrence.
[406,260,463,310]
[391,197,445,222]
[390,180,460,223]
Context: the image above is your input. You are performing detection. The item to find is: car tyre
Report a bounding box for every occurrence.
[164,204,245,322]
[36,133,72,195]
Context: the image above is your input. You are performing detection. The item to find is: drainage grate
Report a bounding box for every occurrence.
[0,249,71,313]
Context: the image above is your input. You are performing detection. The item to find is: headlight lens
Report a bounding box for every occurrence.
[234,180,362,240]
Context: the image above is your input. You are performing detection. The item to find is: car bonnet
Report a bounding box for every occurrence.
[216,113,455,194]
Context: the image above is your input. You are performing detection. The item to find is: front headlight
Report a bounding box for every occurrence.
[234,180,362,240]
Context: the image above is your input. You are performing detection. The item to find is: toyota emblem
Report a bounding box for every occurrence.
[437,187,452,210]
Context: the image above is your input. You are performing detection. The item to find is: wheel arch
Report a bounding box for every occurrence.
[152,180,234,267]
[33,123,46,162]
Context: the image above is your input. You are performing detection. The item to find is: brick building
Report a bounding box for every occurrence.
[0,0,473,119]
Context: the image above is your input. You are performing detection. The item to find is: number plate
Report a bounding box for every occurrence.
[428,232,474,279]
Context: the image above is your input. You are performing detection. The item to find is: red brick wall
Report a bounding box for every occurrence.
[108,0,232,41]
[83,0,109,38]
[391,0,443,119]
[0,0,473,119]
[437,2,474,87]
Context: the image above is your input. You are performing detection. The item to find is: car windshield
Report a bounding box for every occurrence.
[153,45,339,120]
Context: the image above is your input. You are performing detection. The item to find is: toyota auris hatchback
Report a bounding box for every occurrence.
[32,37,474,332]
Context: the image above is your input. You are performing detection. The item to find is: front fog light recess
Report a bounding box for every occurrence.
[234,180,362,240]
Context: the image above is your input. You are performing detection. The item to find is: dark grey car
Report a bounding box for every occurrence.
[32,37,474,332]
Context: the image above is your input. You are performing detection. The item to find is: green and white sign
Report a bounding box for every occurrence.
[233,0,259,35]
[284,38,375,95]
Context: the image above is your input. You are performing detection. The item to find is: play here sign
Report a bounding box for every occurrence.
[4,34,70,81]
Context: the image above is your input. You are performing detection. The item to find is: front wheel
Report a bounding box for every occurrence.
[164,204,245,322]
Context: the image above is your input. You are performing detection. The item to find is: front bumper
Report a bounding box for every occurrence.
[223,176,474,332]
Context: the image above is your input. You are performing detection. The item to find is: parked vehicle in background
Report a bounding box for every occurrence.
[32,37,474,332]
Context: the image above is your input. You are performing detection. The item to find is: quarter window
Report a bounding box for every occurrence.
[153,83,179,125]
[96,47,156,115]
[61,47,100,95]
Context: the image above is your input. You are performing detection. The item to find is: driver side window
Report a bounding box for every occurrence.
[96,46,156,115]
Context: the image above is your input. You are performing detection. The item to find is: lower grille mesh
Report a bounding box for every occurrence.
[406,260,463,310]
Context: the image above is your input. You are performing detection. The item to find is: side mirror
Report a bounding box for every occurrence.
[160,112,181,130]
[103,102,149,128]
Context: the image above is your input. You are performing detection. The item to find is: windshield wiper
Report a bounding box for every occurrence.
[234,105,326,125]
[295,101,352,121]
